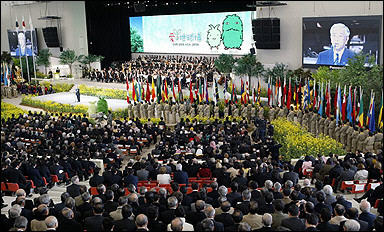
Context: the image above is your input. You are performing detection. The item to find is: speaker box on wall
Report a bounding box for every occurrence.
[42,27,60,47]
[252,18,280,49]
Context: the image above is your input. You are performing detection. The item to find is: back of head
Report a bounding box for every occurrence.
[238,222,252,231]
[13,216,28,229]
[93,202,104,214]
[121,204,133,219]
[102,217,115,231]
[262,213,273,227]
[344,219,361,231]
[195,200,206,211]
[334,204,346,216]
[346,207,359,219]
[136,214,148,228]
[221,201,231,213]
[45,216,58,229]
[248,201,259,214]
[171,217,184,231]
[201,218,214,231]
[360,200,371,213]
[306,213,319,226]
[319,207,332,222]
[288,204,299,217]
[232,210,244,223]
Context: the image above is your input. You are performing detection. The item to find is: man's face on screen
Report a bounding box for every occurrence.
[330,27,348,52]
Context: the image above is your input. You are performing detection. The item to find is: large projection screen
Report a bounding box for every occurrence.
[130,11,254,55]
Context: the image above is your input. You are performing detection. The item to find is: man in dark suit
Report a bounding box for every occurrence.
[196,206,224,231]
[103,190,118,215]
[358,200,377,229]
[53,192,70,217]
[122,168,138,188]
[14,196,33,222]
[84,203,105,231]
[114,205,136,231]
[207,182,220,200]
[186,200,207,228]
[57,207,84,231]
[187,182,200,203]
[316,23,356,66]
[283,165,299,186]
[173,164,189,185]
[281,205,306,231]
[4,161,32,196]
[105,167,122,187]
[235,189,252,215]
[335,161,355,192]
[160,196,178,225]
[66,176,81,198]
[89,168,104,187]
[214,201,234,228]
[77,192,92,219]
[255,213,274,231]
[223,210,243,231]
[26,161,44,187]
[339,207,369,231]
[226,182,241,206]
[316,207,339,231]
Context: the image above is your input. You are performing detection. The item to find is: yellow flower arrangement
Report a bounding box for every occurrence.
[272,118,345,160]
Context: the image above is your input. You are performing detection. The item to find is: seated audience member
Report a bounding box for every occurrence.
[224,210,244,231]
[173,163,189,185]
[343,219,361,231]
[322,185,336,206]
[57,207,83,231]
[281,205,306,231]
[255,213,273,231]
[84,202,105,231]
[196,206,224,231]
[354,163,369,181]
[89,168,104,187]
[110,196,128,221]
[4,205,22,231]
[135,214,149,231]
[45,215,59,231]
[114,205,136,231]
[215,201,234,228]
[31,204,50,231]
[271,199,289,230]
[339,207,369,231]
[329,204,348,226]
[157,166,172,185]
[305,213,319,231]
[167,206,194,231]
[358,200,377,229]
[66,175,81,198]
[10,215,28,231]
[316,208,339,231]
[242,200,263,230]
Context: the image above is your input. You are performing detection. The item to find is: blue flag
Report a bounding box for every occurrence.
[368,94,375,132]
[318,82,324,116]
[347,86,353,122]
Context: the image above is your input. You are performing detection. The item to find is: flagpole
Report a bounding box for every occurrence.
[22,15,30,84]
[15,15,24,83]
[29,13,37,80]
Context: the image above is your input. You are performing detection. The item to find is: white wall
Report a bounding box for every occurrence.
[1,1,88,64]
[133,1,383,70]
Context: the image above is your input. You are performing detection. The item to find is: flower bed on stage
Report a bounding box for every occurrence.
[272,118,344,160]
[40,81,74,93]
[21,94,88,114]
[78,84,127,100]
[1,101,27,120]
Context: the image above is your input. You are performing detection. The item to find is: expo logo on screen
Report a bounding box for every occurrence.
[169,29,202,43]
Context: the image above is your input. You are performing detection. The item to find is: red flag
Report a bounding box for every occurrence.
[172,79,176,102]
[342,85,347,121]
[353,87,357,122]
[146,81,150,102]
[326,82,331,118]
[132,80,136,102]
[313,80,317,109]
[298,81,302,108]
[164,79,169,101]
[287,79,292,109]
[189,81,194,103]
[283,77,286,106]
[334,87,338,115]
[241,78,244,104]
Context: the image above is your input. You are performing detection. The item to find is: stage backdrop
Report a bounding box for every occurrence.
[129,11,254,55]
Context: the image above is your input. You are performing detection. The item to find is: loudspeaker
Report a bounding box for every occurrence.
[42,27,60,47]
[133,3,146,12]
[252,18,280,49]
[250,48,255,55]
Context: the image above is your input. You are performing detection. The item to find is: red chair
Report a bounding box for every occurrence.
[341,181,354,190]
[42,177,49,186]
[367,182,381,191]
[144,183,157,188]
[349,184,367,197]
[90,187,98,195]
[27,180,36,189]
[356,179,368,184]
[303,169,313,178]
[124,188,130,196]
[1,182,20,194]
[159,184,171,188]
[187,187,193,194]
[374,199,381,208]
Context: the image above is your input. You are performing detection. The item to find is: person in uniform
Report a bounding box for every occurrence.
[179,101,186,119]
[339,121,349,146]
[269,107,276,122]
[143,101,148,119]
[241,105,248,119]
[275,107,281,119]
[190,103,196,117]
[310,112,318,136]
[346,123,355,152]
[363,132,375,153]
[277,106,285,119]
[214,104,220,118]
[75,87,81,102]
[302,110,309,130]
[373,129,383,154]
[297,108,303,126]
[223,105,229,118]
[258,106,264,120]
[133,102,140,119]
[328,117,336,139]
[287,107,295,122]
[127,102,134,119]
[250,105,256,121]
[203,102,211,118]
[147,101,154,119]
[351,127,360,153]
[164,101,171,124]
[198,102,204,117]
[356,128,367,152]
[171,102,178,124]
[247,104,253,121]
[233,104,239,118]
[158,101,165,120]
[334,123,342,143]
[140,101,146,119]
[319,115,326,135]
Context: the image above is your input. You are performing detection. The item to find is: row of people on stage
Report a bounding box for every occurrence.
[84,55,218,87]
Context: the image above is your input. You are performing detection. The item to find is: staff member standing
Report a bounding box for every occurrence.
[75,86,80,102]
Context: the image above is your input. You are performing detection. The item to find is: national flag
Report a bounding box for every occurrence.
[293,82,297,109]
[151,77,155,100]
[366,91,373,126]
[223,76,228,103]
[189,80,194,103]
[281,76,286,106]
[241,78,245,104]
[137,80,141,102]
[336,84,342,126]
[132,80,136,102]
[214,78,219,103]
[334,85,338,115]
[172,78,176,102]
[164,78,169,101]
[319,82,324,116]
[22,15,26,29]
[267,77,271,106]
[233,83,238,104]
[253,87,256,104]
[205,76,209,103]
[304,79,311,110]
[156,75,161,102]
[298,80,302,109]
[347,85,353,123]
[353,87,357,123]
[257,77,261,105]
[312,80,317,109]
[358,87,364,127]
[199,77,203,102]
[178,77,182,102]
[342,85,347,121]
[230,78,234,102]
[146,80,150,102]
[287,78,292,109]
[378,90,383,129]
[278,78,282,107]
[326,81,331,118]
[367,92,375,132]
[126,74,130,103]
